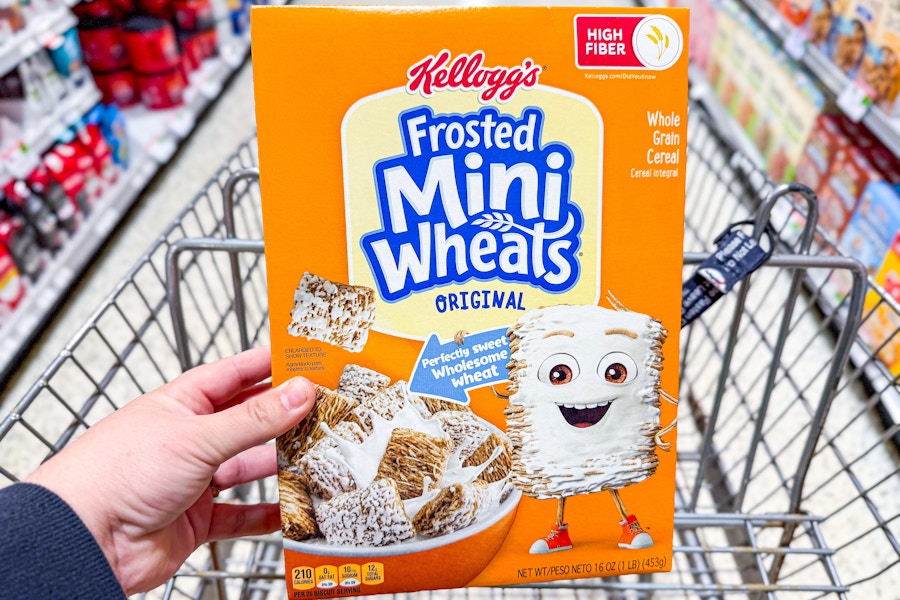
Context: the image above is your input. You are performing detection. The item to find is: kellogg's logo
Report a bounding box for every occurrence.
[406,50,542,103]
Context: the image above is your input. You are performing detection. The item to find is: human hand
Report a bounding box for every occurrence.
[26,346,315,596]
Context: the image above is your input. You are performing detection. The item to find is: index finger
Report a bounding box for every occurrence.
[164,346,273,414]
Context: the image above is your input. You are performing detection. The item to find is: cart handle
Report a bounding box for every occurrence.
[755,183,820,254]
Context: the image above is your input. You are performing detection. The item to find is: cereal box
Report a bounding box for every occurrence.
[251,5,688,597]
[828,181,900,303]
[794,114,853,195]
[817,145,882,239]
[856,2,900,116]
[860,231,900,373]
[800,0,843,52]
[831,0,893,77]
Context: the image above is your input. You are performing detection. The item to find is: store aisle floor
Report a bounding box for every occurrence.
[1,61,257,413]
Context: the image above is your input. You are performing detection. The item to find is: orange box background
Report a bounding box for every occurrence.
[252,5,689,595]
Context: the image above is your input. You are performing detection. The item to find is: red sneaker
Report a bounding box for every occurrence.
[529,523,573,554]
[618,514,653,549]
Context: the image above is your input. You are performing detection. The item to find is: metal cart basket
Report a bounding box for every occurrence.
[1,97,897,600]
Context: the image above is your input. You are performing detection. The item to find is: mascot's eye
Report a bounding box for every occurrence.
[598,352,638,384]
[537,353,580,386]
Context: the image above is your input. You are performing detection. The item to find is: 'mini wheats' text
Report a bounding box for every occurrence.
[361,63,586,304]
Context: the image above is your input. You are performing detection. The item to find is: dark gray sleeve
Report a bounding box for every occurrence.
[0,482,127,600]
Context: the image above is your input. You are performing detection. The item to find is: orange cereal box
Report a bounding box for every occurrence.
[251,5,689,597]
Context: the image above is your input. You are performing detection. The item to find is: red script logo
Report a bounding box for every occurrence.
[406,50,541,103]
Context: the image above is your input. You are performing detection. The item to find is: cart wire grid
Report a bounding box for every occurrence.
[1,99,898,600]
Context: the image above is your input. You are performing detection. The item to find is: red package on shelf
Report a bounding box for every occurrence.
[174,0,215,32]
[123,16,181,75]
[75,123,118,189]
[72,0,117,19]
[94,68,139,107]
[795,114,852,196]
[78,17,130,73]
[43,144,94,214]
[0,212,45,281]
[866,143,900,182]
[0,245,27,322]
[2,179,65,251]
[24,163,83,234]
[136,67,187,109]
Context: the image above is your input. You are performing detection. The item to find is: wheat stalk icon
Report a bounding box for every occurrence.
[472,212,576,239]
[646,25,670,61]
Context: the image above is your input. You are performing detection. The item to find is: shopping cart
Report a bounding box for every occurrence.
[1,96,897,600]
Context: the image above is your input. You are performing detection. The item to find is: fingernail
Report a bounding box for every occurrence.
[280,378,314,411]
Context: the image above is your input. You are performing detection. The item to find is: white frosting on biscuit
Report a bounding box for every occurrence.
[287,370,515,547]
[318,390,510,527]
[507,304,664,498]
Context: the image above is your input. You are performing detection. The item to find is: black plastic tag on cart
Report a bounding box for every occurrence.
[682,223,774,327]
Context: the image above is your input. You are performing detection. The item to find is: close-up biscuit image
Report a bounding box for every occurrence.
[504,302,669,553]
[279,364,516,548]
[287,272,376,352]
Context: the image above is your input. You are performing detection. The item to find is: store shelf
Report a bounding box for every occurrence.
[0,78,102,182]
[740,0,900,157]
[671,3,900,445]
[125,35,250,163]
[0,34,252,385]
[0,7,77,78]
[0,147,156,379]
[687,63,767,174]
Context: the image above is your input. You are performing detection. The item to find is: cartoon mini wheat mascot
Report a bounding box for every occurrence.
[502,296,675,553]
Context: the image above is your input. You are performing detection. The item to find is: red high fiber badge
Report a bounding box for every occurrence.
[574,14,683,70]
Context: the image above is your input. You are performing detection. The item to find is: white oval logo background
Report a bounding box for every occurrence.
[632,15,683,71]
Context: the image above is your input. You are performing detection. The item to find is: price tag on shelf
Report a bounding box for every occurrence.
[183,85,200,107]
[146,135,178,164]
[222,44,245,69]
[201,79,222,100]
[168,108,196,139]
[48,120,68,142]
[5,148,34,180]
[49,266,75,296]
[837,82,873,123]
[38,31,57,50]
[63,105,84,127]
[783,29,808,62]
[34,286,64,312]
[92,207,120,236]
[129,159,157,190]
[18,36,40,60]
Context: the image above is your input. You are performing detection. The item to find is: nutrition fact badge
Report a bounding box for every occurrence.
[292,562,383,594]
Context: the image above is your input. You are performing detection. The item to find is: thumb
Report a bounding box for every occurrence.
[203,376,316,463]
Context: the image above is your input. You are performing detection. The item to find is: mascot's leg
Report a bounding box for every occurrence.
[529,497,573,554]
[609,489,653,549]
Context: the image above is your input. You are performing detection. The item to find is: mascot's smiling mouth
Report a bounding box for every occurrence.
[556,401,612,428]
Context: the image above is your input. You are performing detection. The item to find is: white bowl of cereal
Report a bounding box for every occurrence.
[277,365,521,590]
